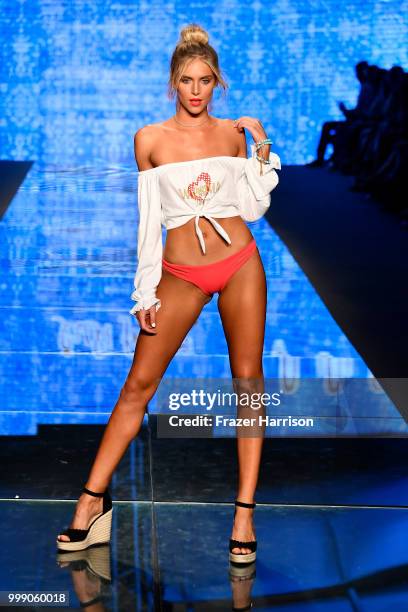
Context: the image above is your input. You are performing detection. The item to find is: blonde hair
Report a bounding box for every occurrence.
[167,23,228,100]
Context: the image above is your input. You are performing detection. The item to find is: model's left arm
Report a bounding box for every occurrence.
[232,115,281,221]
[238,143,281,222]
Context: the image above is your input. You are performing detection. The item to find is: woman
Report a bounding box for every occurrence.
[56,23,281,565]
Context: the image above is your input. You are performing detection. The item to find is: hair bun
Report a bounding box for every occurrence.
[179,23,209,46]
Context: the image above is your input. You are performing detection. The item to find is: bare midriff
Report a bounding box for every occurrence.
[162,215,254,265]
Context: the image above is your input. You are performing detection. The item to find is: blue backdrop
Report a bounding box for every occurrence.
[1,1,407,435]
[1,0,407,165]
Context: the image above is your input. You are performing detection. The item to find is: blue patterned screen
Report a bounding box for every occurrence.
[1,1,407,436]
[1,1,407,165]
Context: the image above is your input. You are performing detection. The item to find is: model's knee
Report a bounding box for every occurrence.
[233,369,264,398]
[232,364,263,381]
[119,374,159,411]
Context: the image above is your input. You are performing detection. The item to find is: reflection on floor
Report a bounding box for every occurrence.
[1,500,407,610]
[0,423,408,610]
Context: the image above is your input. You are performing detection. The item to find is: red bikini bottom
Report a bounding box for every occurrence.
[162,238,257,297]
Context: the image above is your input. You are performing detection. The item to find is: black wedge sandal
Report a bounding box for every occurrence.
[56,486,113,552]
[229,500,257,564]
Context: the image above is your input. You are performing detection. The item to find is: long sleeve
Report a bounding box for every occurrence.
[129,171,163,317]
[237,143,281,222]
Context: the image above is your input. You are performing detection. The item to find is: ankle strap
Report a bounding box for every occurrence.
[82,486,105,498]
[235,500,256,508]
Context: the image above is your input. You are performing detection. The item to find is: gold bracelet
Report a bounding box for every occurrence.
[255,140,272,175]
[257,149,270,175]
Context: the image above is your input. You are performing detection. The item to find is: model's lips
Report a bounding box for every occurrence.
[190,99,202,102]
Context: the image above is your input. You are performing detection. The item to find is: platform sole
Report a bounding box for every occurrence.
[56,508,113,552]
[229,550,257,563]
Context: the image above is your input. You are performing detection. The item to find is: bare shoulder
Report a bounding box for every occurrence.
[219,117,247,157]
[220,117,235,127]
[218,117,237,133]
[133,123,165,171]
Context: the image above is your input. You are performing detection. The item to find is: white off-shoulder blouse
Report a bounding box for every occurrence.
[129,143,281,316]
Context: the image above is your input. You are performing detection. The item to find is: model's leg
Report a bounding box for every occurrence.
[217,246,267,555]
[58,269,212,541]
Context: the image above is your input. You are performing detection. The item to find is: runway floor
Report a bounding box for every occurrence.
[1,422,408,610]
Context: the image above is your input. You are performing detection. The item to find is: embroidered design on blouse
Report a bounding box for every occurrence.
[177,171,221,203]
[188,172,211,202]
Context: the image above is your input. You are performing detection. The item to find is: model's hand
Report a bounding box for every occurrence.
[136,306,158,334]
[233,116,270,158]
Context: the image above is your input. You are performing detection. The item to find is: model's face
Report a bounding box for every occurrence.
[176,58,216,113]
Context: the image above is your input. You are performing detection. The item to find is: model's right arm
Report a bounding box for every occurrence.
[129,127,163,320]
